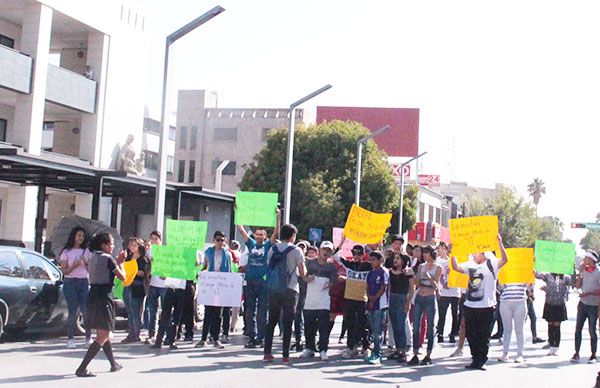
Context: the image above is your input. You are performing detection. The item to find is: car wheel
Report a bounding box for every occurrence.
[0,313,4,341]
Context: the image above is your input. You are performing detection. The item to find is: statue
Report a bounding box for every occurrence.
[117,134,145,176]
[135,152,146,176]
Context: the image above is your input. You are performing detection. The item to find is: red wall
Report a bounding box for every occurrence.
[316,106,420,157]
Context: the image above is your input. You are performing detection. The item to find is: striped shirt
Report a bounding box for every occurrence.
[500,284,528,301]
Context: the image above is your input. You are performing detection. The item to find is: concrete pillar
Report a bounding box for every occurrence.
[12,1,53,155]
[3,186,39,248]
[74,193,93,218]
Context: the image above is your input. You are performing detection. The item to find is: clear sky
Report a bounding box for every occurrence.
[141,0,600,245]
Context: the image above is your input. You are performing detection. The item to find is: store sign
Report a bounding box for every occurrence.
[418,174,440,186]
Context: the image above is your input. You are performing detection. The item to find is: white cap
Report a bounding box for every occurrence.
[320,241,334,251]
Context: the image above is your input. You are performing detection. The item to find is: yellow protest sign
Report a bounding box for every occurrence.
[448,252,469,289]
[449,215,500,255]
[343,204,392,244]
[123,259,138,287]
[498,248,535,284]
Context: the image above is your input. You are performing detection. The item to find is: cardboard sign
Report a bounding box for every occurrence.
[123,259,138,287]
[534,240,576,275]
[151,245,199,280]
[343,204,392,244]
[333,227,359,257]
[197,272,243,307]
[344,268,369,301]
[449,215,499,254]
[448,253,469,289]
[499,248,535,284]
[234,191,278,227]
[166,219,207,250]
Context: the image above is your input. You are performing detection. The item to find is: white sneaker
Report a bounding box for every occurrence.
[449,348,463,357]
[300,349,315,358]
[498,354,509,362]
[66,339,77,349]
[320,351,328,361]
[85,338,94,346]
[547,347,558,356]
[514,355,525,363]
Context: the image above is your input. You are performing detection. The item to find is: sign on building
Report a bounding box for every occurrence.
[418,174,440,186]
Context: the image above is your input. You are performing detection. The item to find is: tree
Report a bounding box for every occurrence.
[527,178,546,214]
[535,216,564,242]
[581,212,600,252]
[240,120,404,240]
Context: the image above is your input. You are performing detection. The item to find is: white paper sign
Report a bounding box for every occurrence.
[197,272,243,307]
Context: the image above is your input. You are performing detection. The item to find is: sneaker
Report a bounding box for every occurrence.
[514,355,525,363]
[169,343,178,350]
[387,352,401,360]
[263,354,274,363]
[85,337,94,347]
[220,335,229,344]
[449,335,456,343]
[407,355,420,366]
[67,339,77,349]
[498,354,509,362]
[570,353,580,363]
[547,347,558,356]
[490,333,501,340]
[420,356,432,365]
[320,351,329,361]
[184,336,194,343]
[532,337,545,344]
[398,354,407,363]
[213,340,225,349]
[245,339,259,349]
[367,354,381,365]
[437,335,444,343]
[282,357,290,364]
[300,349,315,358]
[150,342,162,349]
[450,348,463,357]
[589,356,597,364]
[195,340,206,348]
[542,343,551,350]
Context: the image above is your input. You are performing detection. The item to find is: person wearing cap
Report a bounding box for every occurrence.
[365,250,390,365]
[571,250,600,364]
[333,236,372,358]
[300,240,338,361]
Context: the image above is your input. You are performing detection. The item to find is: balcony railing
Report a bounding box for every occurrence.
[0,45,32,94]
[45,64,97,113]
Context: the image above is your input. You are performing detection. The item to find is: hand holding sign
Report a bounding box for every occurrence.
[449,216,499,255]
[534,240,576,275]
[343,204,392,244]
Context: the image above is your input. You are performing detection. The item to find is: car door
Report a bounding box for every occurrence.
[18,251,62,328]
[0,250,29,328]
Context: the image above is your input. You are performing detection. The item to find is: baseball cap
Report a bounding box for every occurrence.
[320,241,334,251]
[585,250,599,262]
[351,245,365,254]
[391,234,404,243]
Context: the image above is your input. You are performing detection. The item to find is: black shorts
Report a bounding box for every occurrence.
[542,303,567,322]
[87,289,115,331]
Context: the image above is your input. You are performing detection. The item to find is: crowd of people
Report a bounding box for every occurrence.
[57,220,600,385]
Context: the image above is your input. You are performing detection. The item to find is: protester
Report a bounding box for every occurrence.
[263,224,306,363]
[571,250,600,364]
[384,235,410,350]
[436,242,460,344]
[300,240,338,361]
[196,231,233,349]
[497,283,528,363]
[121,237,150,343]
[364,250,389,365]
[526,285,545,344]
[144,231,166,344]
[292,240,309,351]
[536,271,571,355]
[75,232,124,377]
[150,276,186,350]
[387,253,413,362]
[451,234,508,371]
[449,290,467,357]
[409,245,427,351]
[60,226,92,348]
[228,240,242,334]
[407,245,441,366]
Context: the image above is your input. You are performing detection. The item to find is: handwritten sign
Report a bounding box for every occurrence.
[343,204,392,244]
[151,245,199,280]
[197,272,243,307]
[448,252,469,289]
[234,191,278,227]
[499,248,535,284]
[534,240,576,275]
[123,259,138,287]
[166,219,207,250]
[344,268,369,301]
[333,227,360,257]
[449,215,499,254]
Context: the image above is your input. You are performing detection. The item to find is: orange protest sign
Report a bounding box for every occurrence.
[448,252,469,289]
[499,248,535,284]
[449,215,499,255]
[343,204,392,244]
[123,259,138,287]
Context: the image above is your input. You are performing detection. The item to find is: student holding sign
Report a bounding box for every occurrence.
[535,271,572,356]
[450,234,508,371]
[571,250,600,364]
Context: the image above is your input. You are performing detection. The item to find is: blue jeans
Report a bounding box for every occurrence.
[244,281,268,341]
[63,277,90,339]
[413,294,436,354]
[123,286,145,339]
[389,293,408,350]
[368,309,386,357]
[575,301,598,354]
[144,286,166,336]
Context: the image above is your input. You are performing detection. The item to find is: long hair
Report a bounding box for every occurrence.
[127,237,146,259]
[61,226,88,254]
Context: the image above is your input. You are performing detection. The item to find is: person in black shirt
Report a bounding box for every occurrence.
[121,238,151,343]
[388,253,414,362]
[76,232,125,377]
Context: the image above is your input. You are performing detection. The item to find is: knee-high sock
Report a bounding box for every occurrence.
[77,342,101,371]
[102,341,117,366]
[555,325,561,347]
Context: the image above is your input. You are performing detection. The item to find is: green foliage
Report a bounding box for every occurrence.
[401,185,419,234]
[581,213,600,252]
[535,216,564,242]
[527,177,546,210]
[240,120,403,240]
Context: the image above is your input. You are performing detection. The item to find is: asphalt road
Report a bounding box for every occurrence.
[1,288,598,388]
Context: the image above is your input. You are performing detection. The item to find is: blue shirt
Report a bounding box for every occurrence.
[245,238,272,281]
[366,267,389,311]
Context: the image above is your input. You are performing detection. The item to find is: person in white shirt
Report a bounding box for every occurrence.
[435,242,461,344]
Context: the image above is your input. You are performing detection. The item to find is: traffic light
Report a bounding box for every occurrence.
[571,223,586,229]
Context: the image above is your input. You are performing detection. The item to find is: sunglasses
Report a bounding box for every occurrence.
[216,238,225,242]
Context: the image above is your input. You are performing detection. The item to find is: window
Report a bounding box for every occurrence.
[0,251,22,277]
[419,202,425,222]
[0,34,14,49]
[167,156,174,174]
[144,151,159,170]
[436,207,442,224]
[212,160,236,176]
[189,160,196,183]
[22,252,57,280]
[0,118,6,142]
[169,127,176,141]
[262,128,272,141]
[214,127,238,141]
[179,126,187,149]
[190,126,198,150]
[177,160,185,183]
[428,205,435,222]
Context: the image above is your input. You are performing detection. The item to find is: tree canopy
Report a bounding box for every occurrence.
[581,213,600,252]
[240,120,412,240]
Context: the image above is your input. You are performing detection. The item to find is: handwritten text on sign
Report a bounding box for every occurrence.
[166,219,207,250]
[197,272,243,307]
[499,248,535,284]
[343,204,392,244]
[151,245,199,280]
[449,215,499,254]
[534,240,576,275]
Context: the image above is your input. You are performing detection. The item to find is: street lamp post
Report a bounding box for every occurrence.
[355,125,390,205]
[154,5,225,232]
[282,84,332,224]
[398,151,427,235]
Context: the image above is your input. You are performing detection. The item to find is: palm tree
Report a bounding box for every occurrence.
[527,178,546,214]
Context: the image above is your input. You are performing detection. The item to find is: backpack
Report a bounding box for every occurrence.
[266,245,296,293]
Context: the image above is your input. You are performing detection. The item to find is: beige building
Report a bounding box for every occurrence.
[174,90,303,194]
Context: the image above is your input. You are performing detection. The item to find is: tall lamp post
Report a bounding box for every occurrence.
[355,125,390,205]
[282,84,332,224]
[398,151,427,235]
[154,6,225,232]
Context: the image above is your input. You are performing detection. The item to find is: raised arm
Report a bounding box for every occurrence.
[236,224,250,243]
[451,256,466,274]
[270,209,281,244]
[497,234,508,269]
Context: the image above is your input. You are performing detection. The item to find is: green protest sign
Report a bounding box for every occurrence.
[534,240,576,275]
[234,191,278,227]
[166,219,207,249]
[151,245,199,280]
